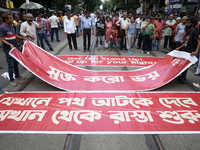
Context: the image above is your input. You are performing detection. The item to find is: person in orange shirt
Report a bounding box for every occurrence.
[59,13,64,29]
[73,12,80,37]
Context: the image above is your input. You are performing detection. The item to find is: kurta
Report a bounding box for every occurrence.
[20,21,39,44]
[105,21,112,44]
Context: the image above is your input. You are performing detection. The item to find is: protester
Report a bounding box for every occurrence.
[12,14,20,32]
[105,16,112,49]
[0,12,27,86]
[36,13,54,51]
[128,13,132,20]
[44,15,50,36]
[20,13,39,44]
[63,12,79,51]
[174,16,188,49]
[109,24,118,51]
[152,15,166,51]
[16,13,27,51]
[175,16,200,84]
[96,14,106,50]
[125,17,136,54]
[116,12,130,50]
[73,12,80,37]
[49,12,60,42]
[81,11,94,52]
[134,14,143,49]
[0,15,4,69]
[142,18,154,54]
[171,17,181,50]
[59,13,64,29]
[163,14,176,49]
[113,14,121,48]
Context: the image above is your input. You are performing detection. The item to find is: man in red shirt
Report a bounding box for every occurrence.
[152,15,166,51]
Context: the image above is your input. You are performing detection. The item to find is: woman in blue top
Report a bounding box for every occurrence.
[125,17,136,54]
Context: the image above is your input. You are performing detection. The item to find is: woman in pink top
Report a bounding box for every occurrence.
[105,16,112,48]
[44,15,50,36]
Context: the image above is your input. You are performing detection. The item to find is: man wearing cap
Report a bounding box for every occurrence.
[20,13,39,44]
[174,16,188,48]
[171,17,182,50]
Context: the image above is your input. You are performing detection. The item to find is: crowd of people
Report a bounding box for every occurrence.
[1,10,200,90]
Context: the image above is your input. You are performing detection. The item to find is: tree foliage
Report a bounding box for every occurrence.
[12,0,102,12]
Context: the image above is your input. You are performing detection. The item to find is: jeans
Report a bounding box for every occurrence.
[51,28,59,42]
[6,53,19,81]
[97,36,105,49]
[117,38,121,48]
[38,33,52,49]
[67,33,78,49]
[152,37,161,51]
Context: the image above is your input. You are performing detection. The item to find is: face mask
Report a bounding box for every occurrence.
[158,18,161,21]
[186,25,192,29]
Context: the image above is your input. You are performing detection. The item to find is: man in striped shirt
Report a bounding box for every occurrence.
[0,12,26,86]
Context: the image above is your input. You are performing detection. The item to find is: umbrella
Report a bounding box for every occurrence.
[19,2,45,9]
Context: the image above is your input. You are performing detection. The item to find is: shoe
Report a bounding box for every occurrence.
[10,81,17,86]
[49,47,54,51]
[0,66,4,69]
[97,48,101,50]
[141,51,144,54]
[51,40,53,42]
[70,49,72,51]
[57,40,60,42]
[75,49,80,51]
[83,50,86,53]
[15,75,26,80]
[128,51,132,54]
[136,47,141,49]
[194,73,200,76]
[147,52,150,55]
[193,83,200,89]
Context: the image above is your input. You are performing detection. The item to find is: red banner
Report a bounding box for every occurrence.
[9,41,197,92]
[57,55,163,67]
[1,92,200,134]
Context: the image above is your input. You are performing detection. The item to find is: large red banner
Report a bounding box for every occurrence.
[57,55,163,67]
[1,92,200,134]
[9,41,197,91]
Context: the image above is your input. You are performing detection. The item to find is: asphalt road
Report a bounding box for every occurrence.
[0,31,200,150]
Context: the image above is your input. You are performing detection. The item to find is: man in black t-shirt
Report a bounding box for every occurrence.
[175,16,200,84]
[96,14,106,50]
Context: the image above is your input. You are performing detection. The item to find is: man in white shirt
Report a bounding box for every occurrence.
[20,13,39,44]
[64,12,79,51]
[116,12,130,50]
[134,14,143,49]
[49,12,60,42]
